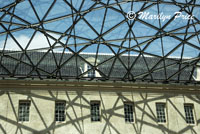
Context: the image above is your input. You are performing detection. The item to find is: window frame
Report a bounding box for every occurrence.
[156,103,167,124]
[184,103,196,125]
[124,102,134,123]
[55,100,66,122]
[87,65,95,78]
[90,101,101,122]
[18,100,31,122]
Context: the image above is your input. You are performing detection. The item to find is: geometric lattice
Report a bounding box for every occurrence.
[0,0,200,83]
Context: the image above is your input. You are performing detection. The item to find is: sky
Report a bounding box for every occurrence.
[0,0,200,58]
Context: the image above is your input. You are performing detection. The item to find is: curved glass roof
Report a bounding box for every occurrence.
[0,0,200,83]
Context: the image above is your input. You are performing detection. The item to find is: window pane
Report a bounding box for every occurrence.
[124,103,134,123]
[18,101,30,121]
[55,101,66,121]
[184,104,195,124]
[156,103,166,123]
[90,101,100,121]
[88,65,95,77]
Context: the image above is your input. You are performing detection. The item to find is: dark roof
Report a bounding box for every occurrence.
[0,50,198,83]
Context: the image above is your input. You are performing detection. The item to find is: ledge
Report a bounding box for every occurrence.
[0,79,200,94]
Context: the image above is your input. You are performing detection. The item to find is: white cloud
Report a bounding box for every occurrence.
[0,33,61,51]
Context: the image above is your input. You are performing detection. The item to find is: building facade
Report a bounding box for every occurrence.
[0,80,200,134]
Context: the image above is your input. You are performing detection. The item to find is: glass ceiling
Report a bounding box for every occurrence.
[0,0,200,83]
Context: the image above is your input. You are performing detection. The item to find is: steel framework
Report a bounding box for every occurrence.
[0,0,200,83]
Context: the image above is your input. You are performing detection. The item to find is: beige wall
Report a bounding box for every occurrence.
[0,87,200,134]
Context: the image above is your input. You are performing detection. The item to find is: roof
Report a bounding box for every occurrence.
[0,50,199,83]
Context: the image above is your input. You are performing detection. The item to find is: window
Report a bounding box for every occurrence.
[90,101,100,121]
[124,102,134,123]
[55,101,66,121]
[184,104,195,124]
[18,100,31,122]
[87,65,95,77]
[156,103,166,123]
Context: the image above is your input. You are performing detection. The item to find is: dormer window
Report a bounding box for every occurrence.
[84,57,100,78]
[196,62,200,81]
[87,65,95,77]
[193,62,200,81]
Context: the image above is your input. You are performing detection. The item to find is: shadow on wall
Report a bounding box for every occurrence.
[0,90,199,134]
